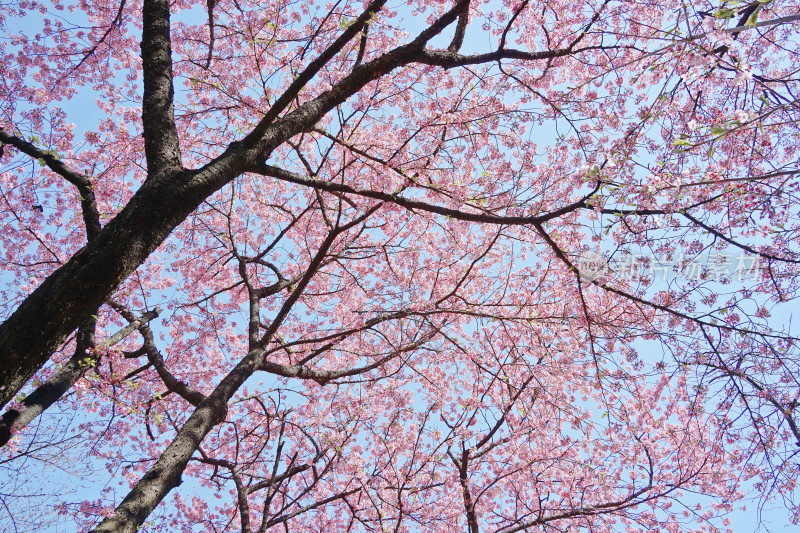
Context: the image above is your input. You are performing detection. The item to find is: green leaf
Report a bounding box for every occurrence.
[745,6,762,27]
[714,8,736,19]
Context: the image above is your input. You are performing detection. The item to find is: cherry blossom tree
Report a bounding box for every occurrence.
[1,0,800,530]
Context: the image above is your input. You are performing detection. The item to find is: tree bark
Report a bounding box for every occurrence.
[0,311,157,446]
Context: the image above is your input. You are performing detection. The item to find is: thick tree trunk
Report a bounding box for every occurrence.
[90,352,255,533]
[0,311,157,446]
[0,163,241,408]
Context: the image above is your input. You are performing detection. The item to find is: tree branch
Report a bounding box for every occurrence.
[244,0,390,145]
[0,128,101,239]
[90,216,374,532]
[263,488,360,529]
[0,310,158,447]
[248,162,593,226]
[140,0,182,177]
[447,0,470,53]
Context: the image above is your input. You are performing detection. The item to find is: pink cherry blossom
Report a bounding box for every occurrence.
[1,0,799,531]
